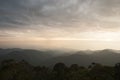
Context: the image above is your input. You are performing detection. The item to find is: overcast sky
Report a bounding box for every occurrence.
[0,0,120,50]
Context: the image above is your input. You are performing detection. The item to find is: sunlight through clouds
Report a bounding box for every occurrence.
[0,0,120,50]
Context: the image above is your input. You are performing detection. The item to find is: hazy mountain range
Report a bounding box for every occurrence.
[0,48,120,67]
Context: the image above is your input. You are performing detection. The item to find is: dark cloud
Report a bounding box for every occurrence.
[1,0,120,50]
[0,0,120,31]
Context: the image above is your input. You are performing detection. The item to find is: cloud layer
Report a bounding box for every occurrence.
[0,0,120,38]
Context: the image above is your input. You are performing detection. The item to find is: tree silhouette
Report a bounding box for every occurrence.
[0,59,117,80]
[53,62,67,80]
[115,63,120,80]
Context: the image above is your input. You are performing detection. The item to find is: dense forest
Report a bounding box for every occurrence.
[0,59,120,80]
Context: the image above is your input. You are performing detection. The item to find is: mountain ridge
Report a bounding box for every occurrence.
[0,48,120,66]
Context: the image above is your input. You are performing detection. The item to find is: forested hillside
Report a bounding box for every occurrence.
[0,59,119,80]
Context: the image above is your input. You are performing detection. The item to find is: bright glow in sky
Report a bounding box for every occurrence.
[0,0,120,50]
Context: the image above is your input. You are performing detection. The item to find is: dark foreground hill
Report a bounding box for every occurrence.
[0,59,118,80]
[0,48,120,66]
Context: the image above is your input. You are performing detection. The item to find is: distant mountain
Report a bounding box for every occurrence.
[0,48,70,66]
[0,48,120,66]
[43,49,120,66]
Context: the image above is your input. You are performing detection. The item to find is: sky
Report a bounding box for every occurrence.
[0,0,120,50]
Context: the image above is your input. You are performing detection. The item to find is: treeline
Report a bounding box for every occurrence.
[0,59,120,80]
